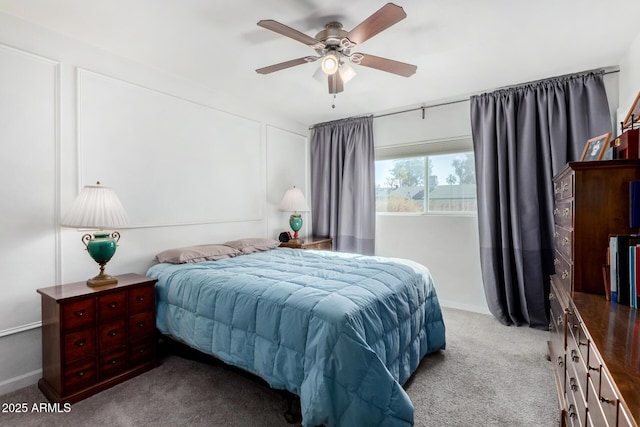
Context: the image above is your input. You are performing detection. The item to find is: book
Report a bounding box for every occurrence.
[630,245,637,309]
[610,235,618,302]
[613,234,640,306]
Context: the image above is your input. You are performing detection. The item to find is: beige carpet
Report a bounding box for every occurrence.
[0,307,558,426]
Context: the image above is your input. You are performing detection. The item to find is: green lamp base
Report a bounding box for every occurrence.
[82,231,120,288]
[289,213,304,243]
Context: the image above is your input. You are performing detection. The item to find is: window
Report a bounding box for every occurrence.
[375,138,477,214]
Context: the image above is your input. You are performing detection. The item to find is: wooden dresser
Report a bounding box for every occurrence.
[550,160,640,426]
[37,273,159,403]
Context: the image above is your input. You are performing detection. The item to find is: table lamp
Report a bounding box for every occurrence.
[278,186,310,244]
[61,182,128,287]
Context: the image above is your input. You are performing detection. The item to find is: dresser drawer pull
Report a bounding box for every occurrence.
[553,258,559,266]
[571,349,579,363]
[588,365,600,373]
[74,309,86,317]
[599,396,615,405]
[554,231,559,238]
[74,339,86,347]
[77,370,85,377]
[568,404,577,419]
[136,321,145,328]
[562,270,569,279]
[563,208,570,217]
[108,329,119,337]
[553,208,559,215]
[578,340,587,347]
[556,315,563,326]
[557,356,564,367]
[562,237,570,246]
[549,292,555,300]
[136,296,145,302]
[138,348,146,354]
[109,358,119,365]
[569,377,578,391]
[107,302,118,309]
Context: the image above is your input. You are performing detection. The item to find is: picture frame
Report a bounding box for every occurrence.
[623,91,640,129]
[580,132,611,161]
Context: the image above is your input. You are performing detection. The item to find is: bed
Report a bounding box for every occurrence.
[147,242,446,427]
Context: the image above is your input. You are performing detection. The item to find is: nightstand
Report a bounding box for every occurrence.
[37,273,159,403]
[280,236,332,251]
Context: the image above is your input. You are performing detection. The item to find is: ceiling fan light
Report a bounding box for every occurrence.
[339,63,357,84]
[321,53,339,75]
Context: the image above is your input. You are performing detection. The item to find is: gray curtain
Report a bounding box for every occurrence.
[470,71,611,329]
[310,116,375,254]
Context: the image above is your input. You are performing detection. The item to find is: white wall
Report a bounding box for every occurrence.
[372,101,487,313]
[0,12,308,395]
[617,31,640,131]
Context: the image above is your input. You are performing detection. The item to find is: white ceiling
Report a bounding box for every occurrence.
[1,0,639,127]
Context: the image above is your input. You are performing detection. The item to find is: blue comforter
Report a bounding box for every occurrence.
[147,248,445,426]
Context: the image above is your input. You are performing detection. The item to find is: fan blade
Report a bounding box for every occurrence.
[328,72,344,94]
[344,3,407,45]
[353,53,417,77]
[256,57,316,74]
[257,20,320,46]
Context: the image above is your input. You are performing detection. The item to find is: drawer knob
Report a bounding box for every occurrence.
[136,296,145,302]
[553,258,559,266]
[568,404,577,419]
[562,270,569,279]
[556,315,563,326]
[108,302,118,309]
[553,208,559,215]
[562,237,570,246]
[563,208,570,217]
[77,370,85,377]
[138,348,146,353]
[137,322,145,328]
[108,329,118,337]
[569,377,578,391]
[588,365,600,373]
[600,396,615,405]
[75,339,86,347]
[74,309,86,317]
[557,356,564,367]
[110,358,118,365]
[571,349,579,363]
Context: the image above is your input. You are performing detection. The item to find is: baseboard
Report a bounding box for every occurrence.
[439,299,491,315]
[0,369,41,397]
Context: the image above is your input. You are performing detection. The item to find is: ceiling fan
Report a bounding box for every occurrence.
[255,3,417,95]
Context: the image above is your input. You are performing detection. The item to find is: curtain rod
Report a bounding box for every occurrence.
[371,67,620,121]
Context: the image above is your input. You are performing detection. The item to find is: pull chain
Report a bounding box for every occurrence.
[332,94,336,109]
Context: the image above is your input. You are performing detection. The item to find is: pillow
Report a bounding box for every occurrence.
[223,238,280,254]
[154,244,240,264]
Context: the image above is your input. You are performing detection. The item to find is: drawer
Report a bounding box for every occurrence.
[63,298,95,330]
[129,337,155,366]
[554,200,573,228]
[586,378,611,427]
[599,368,619,425]
[129,311,154,341]
[98,291,126,321]
[64,357,97,395]
[554,225,573,261]
[554,174,574,201]
[99,347,127,380]
[619,403,635,427]
[64,329,96,363]
[129,285,154,315]
[553,252,572,293]
[99,319,127,350]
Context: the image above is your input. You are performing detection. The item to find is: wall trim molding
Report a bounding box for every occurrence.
[0,368,42,396]
[0,322,42,338]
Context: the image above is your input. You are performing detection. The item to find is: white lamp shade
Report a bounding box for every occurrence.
[278,187,310,212]
[61,183,128,229]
